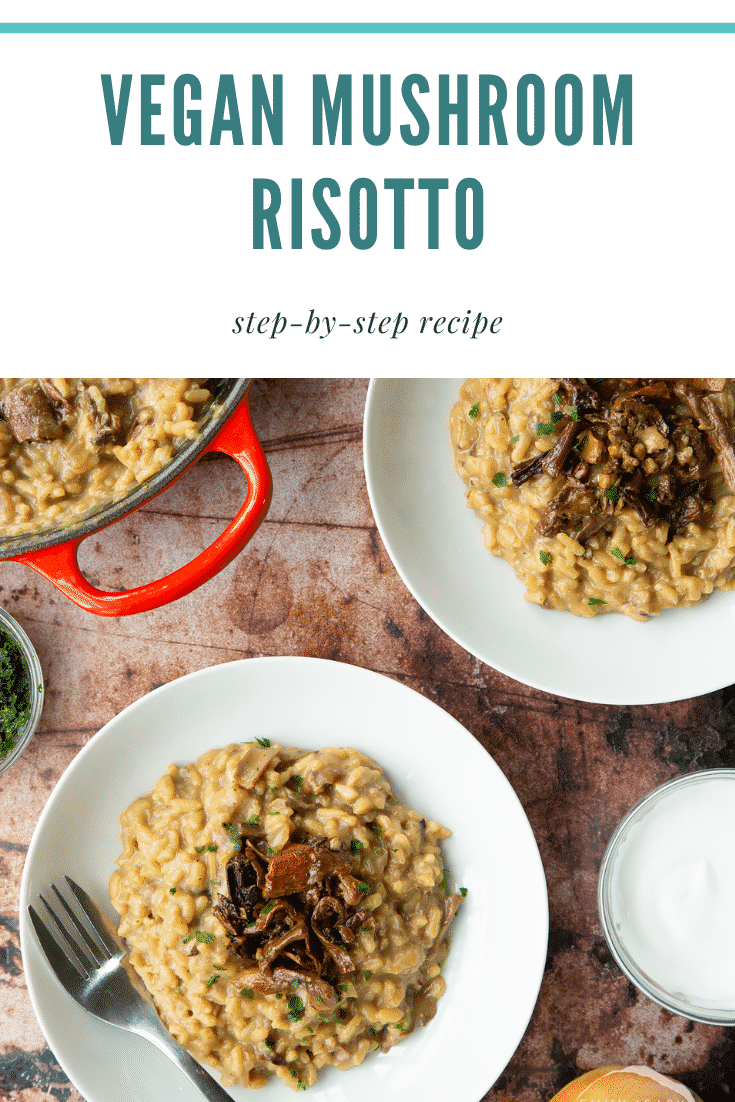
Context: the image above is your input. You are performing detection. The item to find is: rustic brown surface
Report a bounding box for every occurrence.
[1,378,733,1102]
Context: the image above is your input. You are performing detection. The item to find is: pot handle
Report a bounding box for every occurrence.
[15,399,272,616]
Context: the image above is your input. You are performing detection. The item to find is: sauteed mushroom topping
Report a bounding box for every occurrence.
[512,378,735,542]
[213,837,372,1005]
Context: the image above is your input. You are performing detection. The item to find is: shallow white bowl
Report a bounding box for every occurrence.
[363,378,735,705]
[20,657,547,1102]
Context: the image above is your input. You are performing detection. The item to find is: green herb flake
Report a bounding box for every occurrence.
[275,992,283,999]
[588,598,607,607]
[315,1014,331,1023]
[269,785,279,794]
[536,421,556,437]
[247,814,261,828]
[350,838,364,855]
[645,487,658,502]
[364,971,373,981]
[372,845,381,855]
[357,882,371,895]
[292,775,303,788]
[195,843,217,854]
[255,737,271,747]
[222,823,241,851]
[569,406,580,422]
[333,1008,347,1022]
[209,879,221,886]
[373,823,383,833]
[240,987,254,998]
[205,975,219,988]
[610,546,637,566]
[287,996,306,1022]
[0,630,30,760]
[552,392,563,405]
[195,930,216,945]
[492,471,508,488]
[468,401,480,419]
[169,888,176,894]
[264,1038,275,1048]
[550,410,564,424]
[339,983,349,992]
[262,901,275,915]
[460,887,468,897]
[182,934,193,944]
[574,433,589,452]
[177,985,184,995]
[509,434,519,447]
[603,486,620,503]
[267,846,276,856]
[539,550,552,566]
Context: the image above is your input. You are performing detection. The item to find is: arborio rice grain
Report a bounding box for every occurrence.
[449,378,735,621]
[109,742,462,1091]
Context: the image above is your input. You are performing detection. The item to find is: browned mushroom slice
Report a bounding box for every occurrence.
[310,897,356,974]
[700,395,735,494]
[78,386,122,446]
[536,483,597,538]
[512,420,582,487]
[427,894,463,960]
[263,843,353,898]
[234,966,338,1009]
[0,382,63,442]
[236,744,281,789]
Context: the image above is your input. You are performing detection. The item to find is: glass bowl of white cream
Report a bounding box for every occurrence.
[598,769,735,1024]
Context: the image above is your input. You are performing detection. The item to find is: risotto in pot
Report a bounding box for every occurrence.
[0,378,211,537]
[450,378,735,620]
[109,742,462,1091]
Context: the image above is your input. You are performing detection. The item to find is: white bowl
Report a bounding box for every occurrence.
[363,378,735,705]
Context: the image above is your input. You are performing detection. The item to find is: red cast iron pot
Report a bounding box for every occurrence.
[0,378,271,616]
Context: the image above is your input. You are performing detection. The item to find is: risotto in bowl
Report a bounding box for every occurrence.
[450,378,735,621]
[109,741,462,1092]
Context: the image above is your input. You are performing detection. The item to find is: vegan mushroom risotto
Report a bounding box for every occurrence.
[450,378,735,620]
[109,742,462,1091]
[0,378,211,536]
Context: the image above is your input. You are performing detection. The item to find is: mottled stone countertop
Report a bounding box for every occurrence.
[1,379,733,1102]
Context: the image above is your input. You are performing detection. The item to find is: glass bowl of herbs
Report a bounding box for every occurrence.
[0,607,43,776]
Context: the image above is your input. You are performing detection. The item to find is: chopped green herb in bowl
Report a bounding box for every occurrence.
[0,609,43,773]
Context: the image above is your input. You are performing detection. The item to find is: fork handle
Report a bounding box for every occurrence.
[134,1016,237,1102]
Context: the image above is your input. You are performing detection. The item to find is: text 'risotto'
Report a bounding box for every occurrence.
[450,378,735,620]
[109,742,462,1091]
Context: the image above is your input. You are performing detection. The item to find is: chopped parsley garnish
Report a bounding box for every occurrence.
[364,971,373,981]
[372,823,383,833]
[468,401,480,419]
[255,737,271,747]
[205,975,219,988]
[350,838,364,855]
[610,547,637,566]
[195,843,216,853]
[275,992,283,998]
[247,814,261,828]
[339,983,349,992]
[588,598,607,607]
[169,888,176,894]
[0,630,30,761]
[292,775,303,788]
[213,965,227,971]
[264,1038,275,1047]
[569,406,580,422]
[539,550,552,566]
[222,823,241,851]
[195,930,216,944]
[262,901,275,915]
[240,987,254,998]
[287,996,306,1022]
[182,934,193,944]
[550,410,564,424]
[646,487,658,502]
[509,434,519,447]
[357,882,371,895]
[372,845,380,855]
[492,471,508,487]
[209,879,221,886]
[269,785,279,794]
[536,421,556,436]
[603,486,620,503]
[460,887,468,897]
[334,1008,347,1022]
[574,434,589,452]
[315,1014,331,1023]
[552,392,562,405]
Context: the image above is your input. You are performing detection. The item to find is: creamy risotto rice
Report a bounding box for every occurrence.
[0,378,210,537]
[450,378,735,620]
[109,742,461,1091]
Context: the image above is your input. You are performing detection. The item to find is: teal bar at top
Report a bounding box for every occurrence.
[0,21,735,33]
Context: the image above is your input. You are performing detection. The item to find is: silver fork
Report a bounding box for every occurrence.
[28,876,235,1102]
